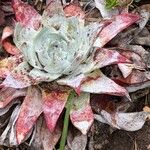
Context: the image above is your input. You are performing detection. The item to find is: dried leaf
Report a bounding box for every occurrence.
[66,129,87,150]
[30,117,61,150]
[91,94,130,114]
[95,110,150,131]
[126,81,150,93]
[41,121,61,150]
[0,105,20,146]
[16,86,42,144]
[70,93,94,134]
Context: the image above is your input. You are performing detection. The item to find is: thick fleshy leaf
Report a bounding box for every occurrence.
[81,70,130,99]
[58,48,131,93]
[16,86,42,144]
[118,63,134,78]
[57,74,85,94]
[2,41,20,55]
[29,68,61,83]
[125,45,150,68]
[1,26,13,42]
[95,110,150,131]
[94,13,140,47]
[93,48,131,70]
[1,26,20,55]
[113,70,150,85]
[64,2,85,19]
[42,89,70,132]
[117,49,146,77]
[12,0,41,29]
[0,87,26,108]
[70,93,94,134]
[43,0,64,17]
[0,56,22,78]
[2,62,33,88]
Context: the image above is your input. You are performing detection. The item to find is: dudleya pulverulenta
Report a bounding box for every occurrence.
[14,12,101,82]
[1,0,147,148]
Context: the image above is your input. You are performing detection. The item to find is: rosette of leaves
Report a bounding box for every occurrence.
[0,0,149,149]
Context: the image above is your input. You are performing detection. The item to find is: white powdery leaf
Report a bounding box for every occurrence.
[2,62,32,89]
[80,70,130,99]
[70,93,94,135]
[95,110,150,131]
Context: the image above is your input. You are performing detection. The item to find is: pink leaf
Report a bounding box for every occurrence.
[0,56,22,78]
[0,87,26,108]
[70,93,94,134]
[1,26,13,42]
[58,48,131,94]
[57,74,86,95]
[117,49,146,77]
[42,89,70,132]
[16,86,42,144]
[93,48,131,69]
[80,70,130,99]
[94,13,140,47]
[2,62,33,89]
[1,26,21,55]
[12,0,41,29]
[115,70,150,84]
[64,2,85,19]
[44,0,64,17]
[2,41,21,55]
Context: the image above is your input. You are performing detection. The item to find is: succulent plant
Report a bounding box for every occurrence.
[0,0,149,149]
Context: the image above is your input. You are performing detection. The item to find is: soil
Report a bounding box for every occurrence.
[89,93,150,150]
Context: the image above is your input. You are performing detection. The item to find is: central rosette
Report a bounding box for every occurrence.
[14,14,100,81]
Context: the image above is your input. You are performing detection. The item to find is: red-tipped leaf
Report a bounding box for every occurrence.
[16,86,42,144]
